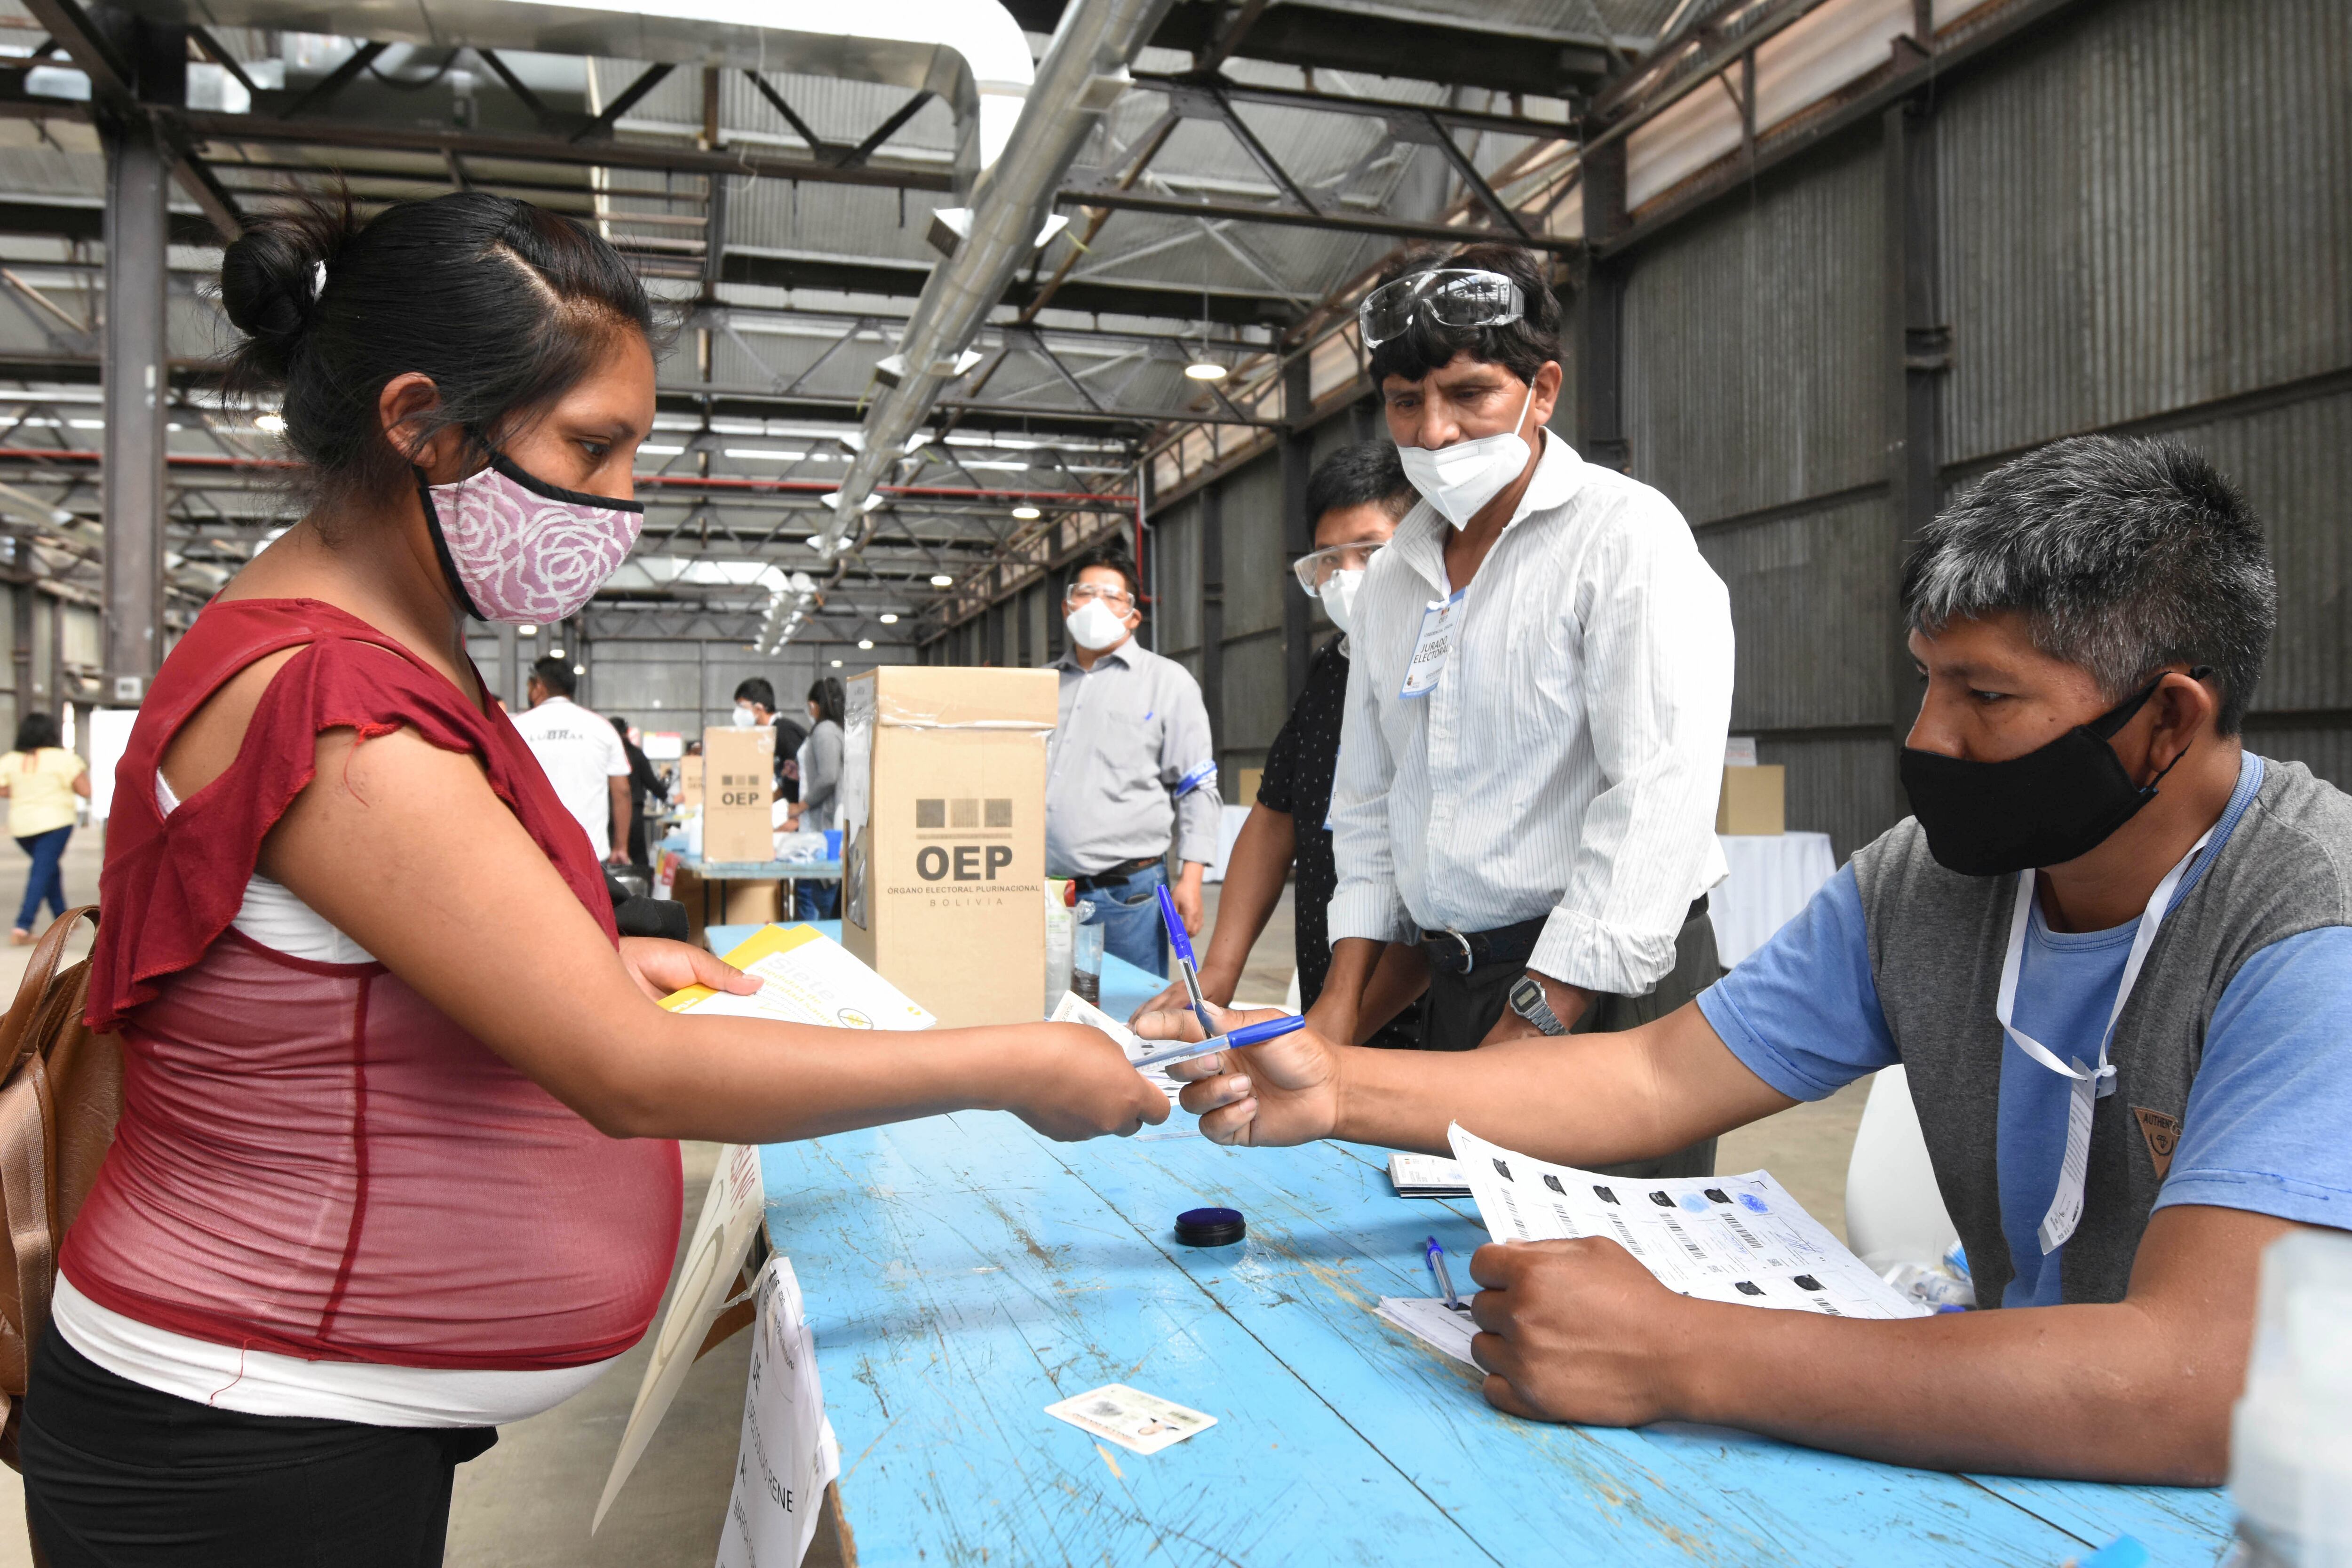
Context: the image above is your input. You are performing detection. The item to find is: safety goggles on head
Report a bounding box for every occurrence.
[1290,539,1387,597]
[1358,269,1526,350]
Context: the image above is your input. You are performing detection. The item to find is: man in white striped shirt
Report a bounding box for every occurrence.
[1314,245,1734,1176]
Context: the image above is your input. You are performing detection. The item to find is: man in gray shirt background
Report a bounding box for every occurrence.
[1045,545,1221,976]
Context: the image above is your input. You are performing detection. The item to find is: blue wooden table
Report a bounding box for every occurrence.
[726,926,2234,1566]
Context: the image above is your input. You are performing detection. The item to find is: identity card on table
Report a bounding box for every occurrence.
[666,923,933,1031]
[1448,1123,1928,1319]
[1045,1383,1217,1455]
[1375,1296,1480,1369]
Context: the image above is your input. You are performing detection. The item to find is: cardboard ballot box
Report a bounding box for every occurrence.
[702,726,776,862]
[841,667,1057,1028]
[1715,763,1786,836]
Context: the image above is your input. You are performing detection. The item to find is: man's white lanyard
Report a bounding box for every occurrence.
[1995,825,2213,1255]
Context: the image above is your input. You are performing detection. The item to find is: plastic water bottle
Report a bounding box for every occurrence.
[2227,1228,2352,1566]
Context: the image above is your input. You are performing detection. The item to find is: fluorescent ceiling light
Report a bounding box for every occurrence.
[1184,361,1228,381]
[255,413,286,433]
[1011,504,1041,520]
[879,613,899,624]
[858,639,874,650]
[930,574,954,587]
[723,448,809,461]
[637,443,685,456]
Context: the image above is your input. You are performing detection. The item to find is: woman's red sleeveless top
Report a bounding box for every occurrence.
[66,597,681,1370]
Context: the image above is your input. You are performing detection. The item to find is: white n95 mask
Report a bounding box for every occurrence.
[1396,380,1537,530]
[1065,598,1131,652]
[730,704,757,728]
[1321,568,1365,635]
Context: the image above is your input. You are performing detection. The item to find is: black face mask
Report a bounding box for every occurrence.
[1899,673,2202,877]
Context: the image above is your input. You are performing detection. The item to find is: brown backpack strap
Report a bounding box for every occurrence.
[0,1058,53,1376]
[0,907,97,1080]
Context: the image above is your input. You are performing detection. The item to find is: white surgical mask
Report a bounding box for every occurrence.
[1321,568,1365,635]
[1396,380,1538,530]
[731,704,757,728]
[1065,598,1131,652]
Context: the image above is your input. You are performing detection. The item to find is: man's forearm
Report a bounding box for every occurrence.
[1664,1295,2223,1483]
[1198,806,1295,998]
[1306,937,1381,1040]
[1351,942,1430,1043]
[1334,1002,1790,1158]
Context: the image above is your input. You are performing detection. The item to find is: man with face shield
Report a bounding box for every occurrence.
[1141,436,2352,1483]
[1136,443,1429,1044]
[1043,545,1220,975]
[1307,248,1734,1179]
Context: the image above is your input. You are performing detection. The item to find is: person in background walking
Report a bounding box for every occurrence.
[606,713,666,868]
[785,676,845,920]
[0,711,89,943]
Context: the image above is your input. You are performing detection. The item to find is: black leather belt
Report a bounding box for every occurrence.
[1072,856,1162,891]
[1420,895,1709,978]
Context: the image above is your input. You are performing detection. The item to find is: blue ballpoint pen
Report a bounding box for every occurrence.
[1129,1012,1307,1072]
[1154,883,1219,1038]
[1425,1237,1469,1314]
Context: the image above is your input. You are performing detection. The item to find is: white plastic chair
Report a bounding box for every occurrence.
[1843,1065,1960,1276]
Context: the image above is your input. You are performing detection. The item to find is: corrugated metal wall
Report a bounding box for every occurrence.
[1614,0,2352,858]
[925,0,2350,864]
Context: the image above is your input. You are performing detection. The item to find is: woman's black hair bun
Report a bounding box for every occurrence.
[219,192,362,382]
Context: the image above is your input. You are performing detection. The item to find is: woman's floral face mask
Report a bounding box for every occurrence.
[415,451,643,624]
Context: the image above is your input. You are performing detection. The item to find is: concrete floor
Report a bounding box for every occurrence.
[0,860,1867,1566]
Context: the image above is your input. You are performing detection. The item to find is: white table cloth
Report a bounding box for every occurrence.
[1708,832,1838,967]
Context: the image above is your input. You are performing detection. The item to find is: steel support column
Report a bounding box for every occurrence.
[1575,140,1630,472]
[1883,71,1946,734]
[1198,483,1224,767]
[101,114,168,702]
[1278,354,1314,702]
[496,621,519,708]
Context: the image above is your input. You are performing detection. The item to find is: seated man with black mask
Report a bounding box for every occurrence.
[1142,435,2352,1482]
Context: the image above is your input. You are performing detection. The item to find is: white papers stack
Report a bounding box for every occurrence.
[1448,1123,1929,1319]
[1388,1153,1471,1198]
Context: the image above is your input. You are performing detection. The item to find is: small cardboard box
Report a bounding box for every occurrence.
[677,756,703,810]
[1716,764,1786,836]
[841,667,1057,1028]
[702,726,775,863]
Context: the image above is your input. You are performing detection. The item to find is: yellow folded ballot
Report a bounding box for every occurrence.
[597,931,928,1532]
[665,922,935,1031]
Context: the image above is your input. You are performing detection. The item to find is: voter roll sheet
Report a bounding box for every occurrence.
[1448,1124,1927,1319]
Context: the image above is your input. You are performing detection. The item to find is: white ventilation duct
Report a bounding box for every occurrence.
[774,0,1173,649]
[128,0,1034,181]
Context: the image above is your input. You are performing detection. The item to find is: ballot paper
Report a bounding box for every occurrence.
[716,1258,841,1568]
[1375,1296,1480,1368]
[1050,990,1196,1130]
[1448,1124,1929,1320]
[1388,1153,1471,1198]
[669,923,933,1031]
[1045,1383,1217,1456]
[596,1142,768,1530]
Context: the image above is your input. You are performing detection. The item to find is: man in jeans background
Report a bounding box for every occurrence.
[1044,545,1220,977]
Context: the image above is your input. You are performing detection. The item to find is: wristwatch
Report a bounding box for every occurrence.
[1508,973,1568,1036]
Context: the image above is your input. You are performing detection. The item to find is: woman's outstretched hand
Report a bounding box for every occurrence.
[1008,1022,1174,1142]
[618,937,765,1003]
